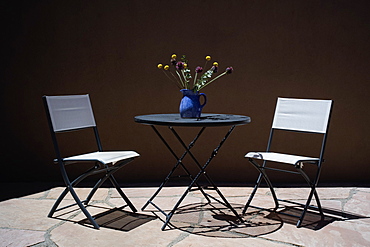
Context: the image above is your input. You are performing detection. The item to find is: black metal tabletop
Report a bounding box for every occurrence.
[134,113,251,127]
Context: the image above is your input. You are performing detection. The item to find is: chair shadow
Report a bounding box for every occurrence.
[78,206,157,231]
[52,205,156,231]
[268,201,369,230]
[161,201,368,237]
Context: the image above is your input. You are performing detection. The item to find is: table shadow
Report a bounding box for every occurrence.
[164,202,282,238]
[163,201,368,237]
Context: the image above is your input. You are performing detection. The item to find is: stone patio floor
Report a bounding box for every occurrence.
[0,185,369,247]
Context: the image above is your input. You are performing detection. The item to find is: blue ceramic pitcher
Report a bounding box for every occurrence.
[179,89,207,118]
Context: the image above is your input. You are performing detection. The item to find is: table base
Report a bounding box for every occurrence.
[141,125,244,230]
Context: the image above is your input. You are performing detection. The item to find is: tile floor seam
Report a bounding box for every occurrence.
[256,236,305,247]
[357,188,370,193]
[167,197,207,247]
[45,205,85,247]
[167,229,192,247]
[41,189,51,200]
[105,188,115,207]
[340,188,358,213]
[0,227,53,247]
[41,219,67,247]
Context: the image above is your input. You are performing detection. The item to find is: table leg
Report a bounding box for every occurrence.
[162,125,243,230]
[141,126,211,212]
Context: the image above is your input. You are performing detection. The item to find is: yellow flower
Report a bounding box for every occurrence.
[157,63,163,69]
[205,55,211,61]
[171,54,177,59]
[213,61,219,66]
[184,63,188,68]
[164,65,170,70]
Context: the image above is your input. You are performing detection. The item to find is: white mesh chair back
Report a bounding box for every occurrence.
[45,95,96,132]
[272,98,332,133]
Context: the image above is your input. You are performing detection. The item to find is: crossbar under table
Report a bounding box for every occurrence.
[134,113,251,230]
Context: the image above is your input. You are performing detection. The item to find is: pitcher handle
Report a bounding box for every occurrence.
[199,93,207,108]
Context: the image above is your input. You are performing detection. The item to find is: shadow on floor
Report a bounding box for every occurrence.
[160,202,283,238]
[268,203,369,230]
[0,182,63,202]
[78,206,157,231]
[159,201,368,238]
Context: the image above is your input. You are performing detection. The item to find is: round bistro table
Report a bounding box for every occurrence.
[134,113,251,230]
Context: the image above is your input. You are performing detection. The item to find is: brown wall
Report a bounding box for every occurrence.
[1,0,369,185]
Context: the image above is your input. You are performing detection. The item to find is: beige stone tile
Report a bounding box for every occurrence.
[355,223,370,243]
[54,202,111,223]
[20,191,48,199]
[190,186,256,198]
[239,195,281,212]
[344,191,370,216]
[1,186,368,247]
[272,187,352,201]
[320,199,342,210]
[258,218,370,247]
[110,186,159,198]
[317,221,370,246]
[133,195,203,212]
[172,234,291,247]
[108,196,148,210]
[357,187,370,193]
[109,196,204,229]
[50,216,183,247]
[170,203,282,238]
[343,191,370,224]
[0,199,59,230]
[111,186,192,199]
[192,187,272,198]
[0,229,45,247]
[46,187,109,201]
[316,187,353,199]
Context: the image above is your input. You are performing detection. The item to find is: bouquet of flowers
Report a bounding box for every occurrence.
[157,54,233,92]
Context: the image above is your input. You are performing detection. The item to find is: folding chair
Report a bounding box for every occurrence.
[243,97,333,227]
[43,94,139,229]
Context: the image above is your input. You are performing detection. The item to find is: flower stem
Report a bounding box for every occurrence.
[193,73,198,89]
[176,70,186,88]
[163,70,182,89]
[181,70,189,89]
[197,71,227,91]
[203,61,209,71]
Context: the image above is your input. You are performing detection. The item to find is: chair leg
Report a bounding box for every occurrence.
[48,187,69,217]
[85,175,137,213]
[109,175,137,212]
[297,188,316,228]
[296,167,325,227]
[68,185,100,229]
[51,164,104,229]
[313,189,325,218]
[50,184,100,229]
[242,173,262,214]
[243,158,279,215]
[85,176,109,205]
[85,160,134,206]
[49,164,98,217]
[296,188,324,227]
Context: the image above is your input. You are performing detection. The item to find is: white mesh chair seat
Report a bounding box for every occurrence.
[62,151,140,165]
[245,152,319,165]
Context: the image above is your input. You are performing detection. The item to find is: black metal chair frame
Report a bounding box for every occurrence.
[242,98,333,227]
[43,95,137,229]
